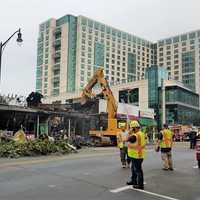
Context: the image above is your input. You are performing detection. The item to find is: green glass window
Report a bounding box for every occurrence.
[181,34,187,41]
[132,36,136,43]
[117,31,121,38]
[36,79,42,90]
[106,27,111,34]
[189,32,196,39]
[101,24,105,32]
[56,15,69,26]
[142,40,145,46]
[94,42,104,68]
[197,31,200,37]
[52,88,59,96]
[46,20,50,29]
[36,67,42,77]
[182,51,195,90]
[137,38,141,45]
[112,29,116,36]
[37,55,43,66]
[166,38,172,45]
[88,20,93,28]
[94,22,99,30]
[128,34,131,41]
[158,40,164,47]
[81,17,87,25]
[127,53,136,74]
[173,36,179,43]
[122,33,127,40]
[39,24,45,32]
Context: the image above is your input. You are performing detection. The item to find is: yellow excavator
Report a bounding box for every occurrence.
[81,68,125,145]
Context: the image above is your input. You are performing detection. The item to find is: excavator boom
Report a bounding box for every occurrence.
[81,68,117,119]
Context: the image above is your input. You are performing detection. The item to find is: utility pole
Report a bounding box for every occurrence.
[68,118,71,139]
[161,78,166,127]
[36,115,40,138]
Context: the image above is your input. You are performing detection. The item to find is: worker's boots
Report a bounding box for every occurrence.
[133,185,144,190]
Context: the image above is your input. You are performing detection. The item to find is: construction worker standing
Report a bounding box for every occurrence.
[126,120,146,190]
[117,122,130,168]
[156,124,174,170]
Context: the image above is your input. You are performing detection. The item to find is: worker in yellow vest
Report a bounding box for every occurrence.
[157,124,174,170]
[126,120,146,190]
[117,122,130,168]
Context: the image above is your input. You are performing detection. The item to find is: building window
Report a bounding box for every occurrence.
[182,42,186,46]
[190,40,195,45]
[174,44,178,48]
[174,65,179,69]
[181,34,187,41]
[167,56,171,60]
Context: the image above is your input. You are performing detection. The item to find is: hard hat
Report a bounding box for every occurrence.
[130,120,140,128]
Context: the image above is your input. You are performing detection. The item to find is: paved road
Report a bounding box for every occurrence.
[0,143,199,200]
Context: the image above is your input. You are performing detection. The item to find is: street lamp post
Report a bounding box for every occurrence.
[0,28,23,82]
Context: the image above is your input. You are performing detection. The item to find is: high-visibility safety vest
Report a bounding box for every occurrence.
[160,129,173,148]
[128,131,146,159]
[117,131,127,148]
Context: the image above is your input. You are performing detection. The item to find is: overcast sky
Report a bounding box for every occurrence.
[0,0,200,96]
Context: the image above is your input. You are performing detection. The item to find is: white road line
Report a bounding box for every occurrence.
[48,185,56,188]
[131,188,180,200]
[193,165,198,169]
[110,185,132,193]
[110,182,146,193]
[110,185,180,200]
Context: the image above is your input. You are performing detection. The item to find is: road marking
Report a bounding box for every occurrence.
[110,182,146,193]
[48,185,56,188]
[131,188,180,200]
[83,172,90,175]
[110,185,179,200]
[193,165,198,169]
[110,185,132,193]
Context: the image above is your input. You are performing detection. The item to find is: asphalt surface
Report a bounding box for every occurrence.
[0,143,199,200]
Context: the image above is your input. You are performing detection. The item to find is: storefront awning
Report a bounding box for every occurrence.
[139,118,157,126]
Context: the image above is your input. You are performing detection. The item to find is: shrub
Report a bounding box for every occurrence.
[0,139,72,158]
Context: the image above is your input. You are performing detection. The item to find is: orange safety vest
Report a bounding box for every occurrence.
[128,131,146,159]
[160,129,173,148]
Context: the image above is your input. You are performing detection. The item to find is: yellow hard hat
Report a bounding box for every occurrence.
[130,120,140,128]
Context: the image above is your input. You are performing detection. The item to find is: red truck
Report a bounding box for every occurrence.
[196,140,200,168]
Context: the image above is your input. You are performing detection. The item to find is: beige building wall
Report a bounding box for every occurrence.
[43,79,149,110]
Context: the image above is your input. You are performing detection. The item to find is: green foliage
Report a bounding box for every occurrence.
[0,139,72,158]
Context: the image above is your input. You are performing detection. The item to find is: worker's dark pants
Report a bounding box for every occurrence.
[131,158,144,187]
[120,147,131,165]
[190,140,196,149]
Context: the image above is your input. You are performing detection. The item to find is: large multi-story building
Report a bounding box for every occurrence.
[157,30,200,93]
[36,14,200,104]
[36,14,156,98]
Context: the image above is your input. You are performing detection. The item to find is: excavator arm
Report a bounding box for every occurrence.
[81,68,117,119]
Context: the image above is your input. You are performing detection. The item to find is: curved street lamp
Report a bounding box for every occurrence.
[0,28,23,83]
